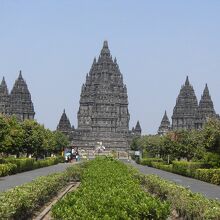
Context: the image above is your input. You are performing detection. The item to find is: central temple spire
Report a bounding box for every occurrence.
[185,76,190,86]
[99,40,112,61]
[71,41,131,150]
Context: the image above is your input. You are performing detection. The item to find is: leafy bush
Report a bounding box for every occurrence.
[172,161,204,177]
[52,157,170,219]
[0,163,83,219]
[140,157,163,166]
[202,152,220,168]
[140,174,220,219]
[0,163,17,176]
[195,169,220,185]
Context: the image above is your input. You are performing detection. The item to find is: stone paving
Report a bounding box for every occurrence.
[0,163,74,192]
[126,160,220,200]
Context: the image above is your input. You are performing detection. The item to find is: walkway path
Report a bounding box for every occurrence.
[0,163,74,192]
[127,160,220,200]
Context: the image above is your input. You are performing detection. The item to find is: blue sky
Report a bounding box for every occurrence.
[0,1,220,134]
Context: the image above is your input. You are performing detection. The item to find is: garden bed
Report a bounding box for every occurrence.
[52,157,170,219]
[0,163,83,219]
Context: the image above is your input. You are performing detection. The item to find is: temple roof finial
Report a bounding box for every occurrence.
[100,40,111,58]
[0,76,9,94]
[162,110,169,122]
[18,70,23,80]
[203,83,210,97]
[1,77,6,86]
[185,76,190,86]
[103,40,108,48]
[135,120,141,131]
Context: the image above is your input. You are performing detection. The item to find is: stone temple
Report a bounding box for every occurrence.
[0,71,35,120]
[158,111,170,135]
[158,76,219,134]
[57,41,141,150]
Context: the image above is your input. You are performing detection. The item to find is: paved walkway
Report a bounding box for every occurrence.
[0,163,75,192]
[127,160,220,200]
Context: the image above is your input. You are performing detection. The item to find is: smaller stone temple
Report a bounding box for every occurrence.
[0,77,10,115]
[132,121,142,136]
[172,76,198,130]
[195,84,217,129]
[158,76,219,134]
[57,109,73,137]
[0,71,35,120]
[158,111,170,135]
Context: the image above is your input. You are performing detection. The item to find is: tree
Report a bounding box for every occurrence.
[201,119,220,154]
[21,120,45,159]
[0,114,10,156]
[3,116,25,157]
[53,131,69,154]
[42,129,56,157]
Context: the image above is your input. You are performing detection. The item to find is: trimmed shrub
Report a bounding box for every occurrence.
[195,169,220,185]
[140,157,163,166]
[172,161,204,177]
[4,158,35,173]
[33,157,59,169]
[52,158,170,219]
[151,162,173,172]
[0,163,17,176]
[0,157,60,176]
[140,174,220,219]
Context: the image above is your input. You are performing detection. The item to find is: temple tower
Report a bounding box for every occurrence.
[10,71,35,120]
[158,111,170,135]
[172,76,198,130]
[0,77,10,115]
[195,84,217,129]
[134,120,142,136]
[72,41,130,150]
[57,109,72,136]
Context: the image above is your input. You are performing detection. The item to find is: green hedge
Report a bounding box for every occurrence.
[0,163,17,176]
[151,162,173,172]
[140,157,163,166]
[33,157,59,169]
[52,157,170,219]
[139,174,220,219]
[195,169,220,185]
[0,157,60,177]
[4,158,35,173]
[172,161,205,177]
[0,164,83,220]
[139,159,220,186]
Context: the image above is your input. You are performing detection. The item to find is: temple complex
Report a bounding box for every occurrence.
[57,41,141,150]
[158,76,219,134]
[0,71,35,120]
